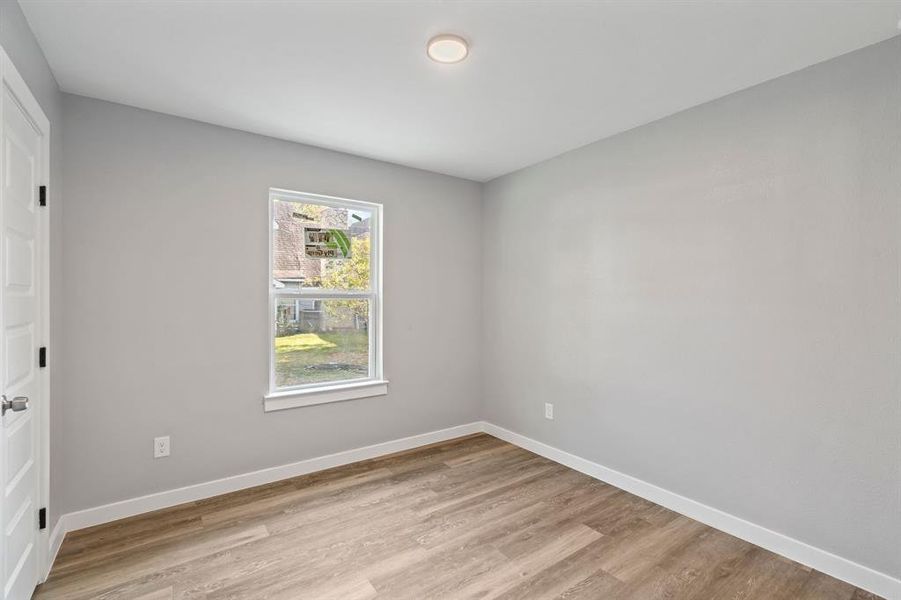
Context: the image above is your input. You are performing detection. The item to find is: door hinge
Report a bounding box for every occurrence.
[38,507,46,530]
[39,185,46,207]
[39,346,47,368]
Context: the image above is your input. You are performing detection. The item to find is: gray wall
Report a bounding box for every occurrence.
[481,37,900,578]
[60,94,482,515]
[0,0,63,532]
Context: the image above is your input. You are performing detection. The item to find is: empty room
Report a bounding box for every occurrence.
[0,0,898,598]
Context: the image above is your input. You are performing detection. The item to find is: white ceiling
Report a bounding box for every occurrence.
[20,0,901,181]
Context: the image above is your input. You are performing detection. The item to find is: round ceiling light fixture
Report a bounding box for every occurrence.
[427,34,469,64]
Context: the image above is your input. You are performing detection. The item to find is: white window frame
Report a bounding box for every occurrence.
[264,188,386,412]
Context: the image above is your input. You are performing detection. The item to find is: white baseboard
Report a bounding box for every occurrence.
[47,422,483,569]
[481,422,900,600]
[44,419,899,599]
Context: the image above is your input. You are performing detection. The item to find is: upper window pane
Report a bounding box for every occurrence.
[272,199,371,291]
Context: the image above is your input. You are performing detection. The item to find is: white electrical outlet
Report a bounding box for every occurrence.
[154,436,170,458]
[545,403,554,420]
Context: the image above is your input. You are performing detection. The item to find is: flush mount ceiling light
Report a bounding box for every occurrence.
[427,34,469,64]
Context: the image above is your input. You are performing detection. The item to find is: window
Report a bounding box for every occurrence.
[266,189,385,411]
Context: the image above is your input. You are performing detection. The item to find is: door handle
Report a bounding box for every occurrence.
[1,395,28,416]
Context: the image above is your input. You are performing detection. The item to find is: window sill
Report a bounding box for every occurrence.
[263,379,389,412]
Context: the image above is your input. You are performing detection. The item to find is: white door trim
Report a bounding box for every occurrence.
[0,43,51,584]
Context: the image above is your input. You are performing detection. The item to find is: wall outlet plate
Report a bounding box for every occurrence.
[545,403,554,420]
[154,436,170,458]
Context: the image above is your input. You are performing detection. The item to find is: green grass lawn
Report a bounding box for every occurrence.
[275,330,369,387]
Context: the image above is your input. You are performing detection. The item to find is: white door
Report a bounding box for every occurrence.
[0,49,47,600]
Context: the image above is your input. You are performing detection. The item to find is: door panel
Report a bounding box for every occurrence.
[6,234,34,290]
[1,76,42,600]
[5,415,32,488]
[6,326,34,389]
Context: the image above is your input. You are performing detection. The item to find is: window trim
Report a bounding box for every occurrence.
[264,379,389,412]
[265,188,385,411]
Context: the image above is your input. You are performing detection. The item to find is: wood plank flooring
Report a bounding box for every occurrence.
[35,434,882,600]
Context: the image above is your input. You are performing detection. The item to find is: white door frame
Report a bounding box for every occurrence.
[0,43,51,584]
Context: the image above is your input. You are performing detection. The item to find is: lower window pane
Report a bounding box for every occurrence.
[274,297,370,388]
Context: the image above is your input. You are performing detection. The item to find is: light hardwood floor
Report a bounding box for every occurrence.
[36,433,881,600]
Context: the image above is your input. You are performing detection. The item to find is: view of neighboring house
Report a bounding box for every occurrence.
[272,200,370,335]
